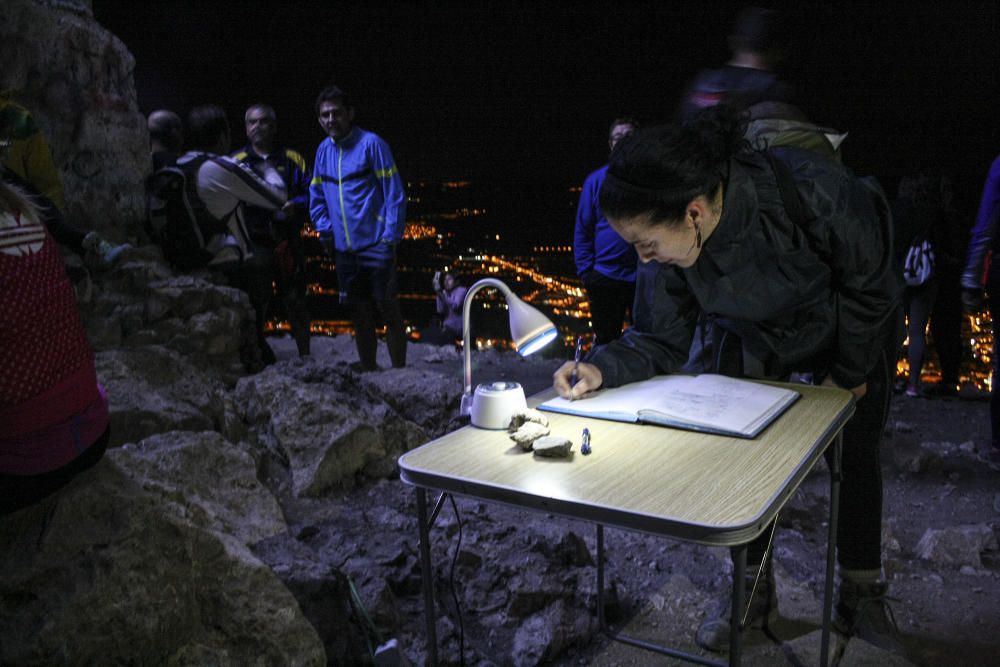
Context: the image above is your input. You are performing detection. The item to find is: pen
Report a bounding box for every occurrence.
[569,335,584,400]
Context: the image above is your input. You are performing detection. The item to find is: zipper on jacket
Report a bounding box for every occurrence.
[336,139,351,250]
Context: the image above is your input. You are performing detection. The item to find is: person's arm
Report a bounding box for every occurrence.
[962,156,1000,302]
[309,146,333,252]
[199,156,286,216]
[797,167,900,391]
[370,138,405,244]
[573,170,600,278]
[285,149,311,212]
[584,260,699,389]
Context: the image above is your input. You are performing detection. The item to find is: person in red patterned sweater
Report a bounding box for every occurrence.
[0,179,109,515]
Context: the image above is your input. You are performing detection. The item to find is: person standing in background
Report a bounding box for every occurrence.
[310,85,407,371]
[574,117,639,345]
[962,153,1000,462]
[232,104,313,358]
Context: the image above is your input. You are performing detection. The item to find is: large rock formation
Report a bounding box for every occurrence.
[110,431,288,545]
[0,0,148,241]
[232,359,450,497]
[0,460,325,666]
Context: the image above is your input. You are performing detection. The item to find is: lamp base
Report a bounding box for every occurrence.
[469,381,527,429]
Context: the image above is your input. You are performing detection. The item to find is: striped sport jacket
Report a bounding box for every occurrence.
[309,127,405,252]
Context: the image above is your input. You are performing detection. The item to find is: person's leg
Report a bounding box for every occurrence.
[233,248,278,366]
[1,427,110,516]
[368,245,406,369]
[351,302,378,370]
[929,266,963,391]
[906,285,934,394]
[832,346,901,652]
[379,296,407,368]
[283,287,312,357]
[585,274,634,345]
[988,277,1000,451]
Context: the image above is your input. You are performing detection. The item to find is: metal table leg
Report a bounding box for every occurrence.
[729,545,746,666]
[416,488,438,666]
[820,432,843,666]
[596,524,727,667]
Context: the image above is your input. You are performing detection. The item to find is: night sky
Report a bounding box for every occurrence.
[94,1,999,220]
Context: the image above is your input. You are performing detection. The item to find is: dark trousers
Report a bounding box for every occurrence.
[904,282,937,387]
[0,427,110,516]
[584,273,635,345]
[714,330,890,571]
[930,264,964,386]
[989,272,1000,449]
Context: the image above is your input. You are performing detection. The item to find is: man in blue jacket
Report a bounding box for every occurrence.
[310,86,407,370]
[574,117,639,344]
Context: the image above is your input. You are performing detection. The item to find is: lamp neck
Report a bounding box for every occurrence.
[462,278,514,397]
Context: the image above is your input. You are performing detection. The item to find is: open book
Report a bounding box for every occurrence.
[538,374,800,438]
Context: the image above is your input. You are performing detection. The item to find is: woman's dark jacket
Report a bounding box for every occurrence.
[590,147,902,391]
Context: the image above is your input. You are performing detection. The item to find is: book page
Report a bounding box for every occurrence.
[642,375,786,428]
[539,374,798,437]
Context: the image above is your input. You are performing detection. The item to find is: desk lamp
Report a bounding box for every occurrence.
[460,278,558,428]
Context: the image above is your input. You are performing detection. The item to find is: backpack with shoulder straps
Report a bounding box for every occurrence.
[766,150,905,353]
[902,234,934,286]
[145,155,225,270]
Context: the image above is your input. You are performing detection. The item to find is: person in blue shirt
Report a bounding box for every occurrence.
[962,153,1000,462]
[574,118,639,344]
[309,86,407,370]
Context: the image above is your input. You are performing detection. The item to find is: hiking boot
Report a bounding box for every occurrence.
[834,579,903,654]
[695,560,777,653]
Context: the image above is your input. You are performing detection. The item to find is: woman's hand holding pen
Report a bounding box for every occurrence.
[553,361,603,400]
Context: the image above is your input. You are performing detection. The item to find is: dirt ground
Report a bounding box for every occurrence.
[272,338,999,666]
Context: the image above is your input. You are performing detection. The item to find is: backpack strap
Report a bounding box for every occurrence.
[765,151,812,229]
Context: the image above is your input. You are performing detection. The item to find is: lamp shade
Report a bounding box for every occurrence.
[506,292,559,356]
[461,278,558,417]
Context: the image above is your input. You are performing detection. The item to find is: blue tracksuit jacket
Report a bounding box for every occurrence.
[309,127,406,252]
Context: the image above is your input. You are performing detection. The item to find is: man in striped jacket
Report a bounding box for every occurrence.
[309,85,407,370]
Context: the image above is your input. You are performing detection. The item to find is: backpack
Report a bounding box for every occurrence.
[767,150,906,353]
[902,235,935,286]
[145,155,225,270]
[746,102,848,162]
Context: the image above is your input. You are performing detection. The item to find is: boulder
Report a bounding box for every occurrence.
[233,360,428,497]
[0,0,149,242]
[914,524,998,567]
[510,599,593,667]
[0,459,325,665]
[95,346,228,447]
[109,431,287,545]
[252,534,371,664]
[86,270,261,383]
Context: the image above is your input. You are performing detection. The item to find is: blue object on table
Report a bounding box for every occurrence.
[581,427,591,455]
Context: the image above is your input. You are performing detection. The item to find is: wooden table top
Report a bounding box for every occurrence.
[399,383,854,546]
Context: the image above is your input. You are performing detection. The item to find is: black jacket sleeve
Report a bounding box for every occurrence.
[589,261,699,388]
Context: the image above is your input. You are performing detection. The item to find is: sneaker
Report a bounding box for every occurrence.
[834,579,904,654]
[82,231,131,269]
[695,560,777,653]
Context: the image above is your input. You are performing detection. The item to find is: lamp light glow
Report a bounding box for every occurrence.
[460,278,558,421]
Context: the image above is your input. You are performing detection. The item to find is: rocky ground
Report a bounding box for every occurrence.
[269,336,1000,667]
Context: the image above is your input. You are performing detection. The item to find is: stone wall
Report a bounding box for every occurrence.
[0,0,148,241]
